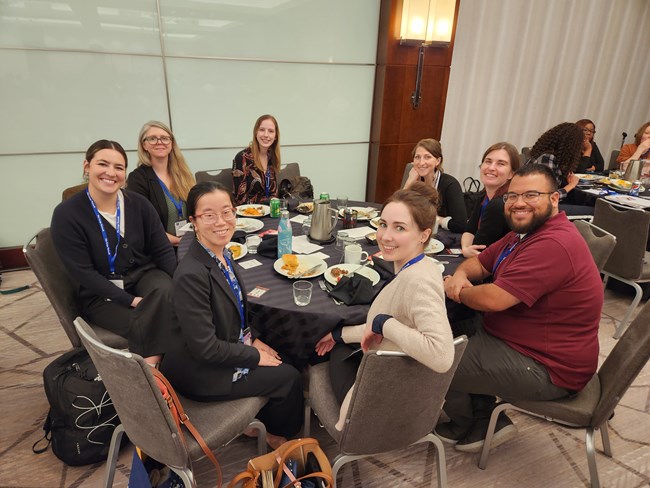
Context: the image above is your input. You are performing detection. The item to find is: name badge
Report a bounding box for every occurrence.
[174,219,188,237]
[242,327,252,346]
[108,274,124,290]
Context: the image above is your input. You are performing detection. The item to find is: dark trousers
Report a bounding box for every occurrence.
[328,343,362,405]
[444,325,570,429]
[199,363,304,438]
[83,268,173,357]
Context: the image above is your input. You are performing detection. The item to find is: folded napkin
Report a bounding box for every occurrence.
[371,257,395,281]
[292,235,323,254]
[342,226,374,240]
[257,235,278,259]
[329,273,378,305]
[435,229,462,248]
[231,230,246,244]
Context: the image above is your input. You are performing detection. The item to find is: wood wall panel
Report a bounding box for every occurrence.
[367,0,459,203]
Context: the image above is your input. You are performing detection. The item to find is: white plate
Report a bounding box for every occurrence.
[427,257,445,273]
[273,255,327,279]
[574,173,604,182]
[369,216,380,229]
[235,217,264,233]
[324,264,380,286]
[225,242,247,261]
[338,207,379,221]
[425,238,445,254]
[236,204,270,218]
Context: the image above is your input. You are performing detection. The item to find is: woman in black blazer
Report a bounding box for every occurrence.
[127,121,195,246]
[51,139,176,366]
[160,181,302,449]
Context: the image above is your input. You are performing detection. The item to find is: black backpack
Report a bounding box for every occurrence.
[32,347,120,466]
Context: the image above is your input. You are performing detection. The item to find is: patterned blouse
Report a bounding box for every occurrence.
[232,147,279,205]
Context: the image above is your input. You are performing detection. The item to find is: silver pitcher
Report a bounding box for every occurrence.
[623,159,649,182]
[309,199,337,241]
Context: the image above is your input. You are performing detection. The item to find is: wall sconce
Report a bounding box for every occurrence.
[399,0,457,108]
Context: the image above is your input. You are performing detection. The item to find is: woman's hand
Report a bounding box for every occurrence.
[361,325,382,352]
[404,166,420,189]
[257,349,282,367]
[167,233,181,246]
[253,338,281,361]
[566,173,579,192]
[461,244,486,258]
[634,139,650,158]
[130,296,143,308]
[315,333,335,356]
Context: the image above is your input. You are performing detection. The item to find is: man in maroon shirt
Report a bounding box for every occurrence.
[436,164,603,453]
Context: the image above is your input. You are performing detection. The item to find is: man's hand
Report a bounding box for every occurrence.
[461,244,486,258]
[444,274,473,303]
[253,338,281,361]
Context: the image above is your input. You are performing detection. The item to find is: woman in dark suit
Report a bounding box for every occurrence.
[160,181,302,449]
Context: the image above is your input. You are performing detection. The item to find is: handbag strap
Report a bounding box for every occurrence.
[228,471,256,487]
[152,368,222,487]
[272,438,326,487]
[279,472,334,488]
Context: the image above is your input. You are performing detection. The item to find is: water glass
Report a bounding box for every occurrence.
[246,235,261,254]
[337,195,349,211]
[293,280,313,306]
[302,216,312,236]
[336,231,350,251]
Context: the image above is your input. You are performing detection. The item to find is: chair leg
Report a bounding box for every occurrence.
[599,423,612,457]
[103,424,125,488]
[613,280,643,339]
[414,433,447,488]
[247,419,267,455]
[170,467,196,488]
[478,403,510,470]
[585,427,601,488]
[331,453,368,488]
[303,401,312,437]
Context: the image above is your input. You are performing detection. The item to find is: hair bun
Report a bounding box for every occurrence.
[406,181,440,208]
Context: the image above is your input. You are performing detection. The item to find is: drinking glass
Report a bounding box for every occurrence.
[336,231,350,251]
[246,235,261,254]
[336,195,349,211]
[302,216,312,236]
[293,280,313,306]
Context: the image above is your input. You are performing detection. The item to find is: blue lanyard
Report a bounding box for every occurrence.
[264,166,271,198]
[477,196,489,228]
[86,189,120,275]
[220,253,246,331]
[492,237,522,274]
[397,253,425,276]
[156,176,184,219]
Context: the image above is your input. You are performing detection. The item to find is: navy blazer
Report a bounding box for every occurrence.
[161,238,260,397]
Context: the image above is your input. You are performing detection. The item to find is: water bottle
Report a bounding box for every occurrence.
[277,210,293,258]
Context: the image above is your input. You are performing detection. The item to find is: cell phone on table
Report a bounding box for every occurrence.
[448,248,463,255]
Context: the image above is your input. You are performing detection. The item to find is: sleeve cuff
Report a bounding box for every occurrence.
[331,327,344,344]
[372,314,392,335]
[439,216,452,230]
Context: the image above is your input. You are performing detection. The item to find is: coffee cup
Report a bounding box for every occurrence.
[344,243,369,265]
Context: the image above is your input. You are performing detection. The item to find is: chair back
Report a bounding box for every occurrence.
[521,146,531,162]
[592,300,650,427]
[339,336,467,455]
[278,162,301,182]
[400,163,413,188]
[592,199,650,280]
[74,318,190,469]
[607,150,620,170]
[23,229,83,347]
[195,168,234,192]
[573,220,617,272]
[62,183,87,201]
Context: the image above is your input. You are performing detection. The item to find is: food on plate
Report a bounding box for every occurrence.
[330,267,350,281]
[297,202,314,213]
[365,232,377,245]
[242,206,263,216]
[281,254,299,275]
[228,244,242,259]
[610,179,631,189]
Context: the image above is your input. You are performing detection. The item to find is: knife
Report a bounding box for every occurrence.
[296,263,322,278]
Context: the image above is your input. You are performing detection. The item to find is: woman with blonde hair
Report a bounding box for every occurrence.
[127,120,195,246]
[232,114,281,205]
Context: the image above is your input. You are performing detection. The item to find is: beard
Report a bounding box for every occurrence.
[505,203,553,234]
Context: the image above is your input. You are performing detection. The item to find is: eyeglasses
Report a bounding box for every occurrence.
[194,208,236,224]
[143,135,172,145]
[582,128,596,135]
[503,191,556,204]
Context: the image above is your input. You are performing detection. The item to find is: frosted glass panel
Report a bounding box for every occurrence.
[0,50,169,154]
[0,0,161,54]
[160,0,379,63]
[0,151,137,247]
[166,58,375,148]
[184,143,369,202]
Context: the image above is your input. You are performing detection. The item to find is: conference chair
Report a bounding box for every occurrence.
[592,199,650,338]
[573,220,617,272]
[521,146,531,162]
[400,163,414,188]
[62,183,87,201]
[278,162,301,182]
[607,150,620,170]
[477,299,650,488]
[74,317,267,488]
[23,228,127,349]
[305,336,468,488]
[195,168,234,193]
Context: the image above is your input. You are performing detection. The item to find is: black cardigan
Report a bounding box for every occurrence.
[438,172,468,233]
[126,165,177,231]
[50,189,176,308]
[465,191,510,247]
[576,141,605,173]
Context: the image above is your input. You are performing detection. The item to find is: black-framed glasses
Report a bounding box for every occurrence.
[503,191,556,204]
[143,135,172,145]
[582,128,596,135]
[194,208,236,224]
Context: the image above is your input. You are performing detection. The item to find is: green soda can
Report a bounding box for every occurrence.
[270,197,281,218]
[319,192,330,201]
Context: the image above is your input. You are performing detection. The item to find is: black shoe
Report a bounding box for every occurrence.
[433,421,472,445]
[455,413,517,453]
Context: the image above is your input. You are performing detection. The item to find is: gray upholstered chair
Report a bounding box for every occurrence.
[74,317,267,488]
[23,228,127,349]
[521,146,531,162]
[477,299,650,488]
[592,199,650,338]
[305,336,468,488]
[195,168,234,193]
[400,162,414,188]
[573,220,617,272]
[61,182,87,201]
[278,162,301,182]
[607,150,620,170]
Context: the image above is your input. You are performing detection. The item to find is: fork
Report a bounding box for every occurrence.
[319,280,343,305]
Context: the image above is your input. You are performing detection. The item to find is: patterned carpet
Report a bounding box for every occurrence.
[0,269,648,488]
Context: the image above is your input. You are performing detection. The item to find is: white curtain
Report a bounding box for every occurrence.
[441,0,650,181]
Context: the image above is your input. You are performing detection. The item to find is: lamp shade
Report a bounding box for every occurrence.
[399,0,456,45]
